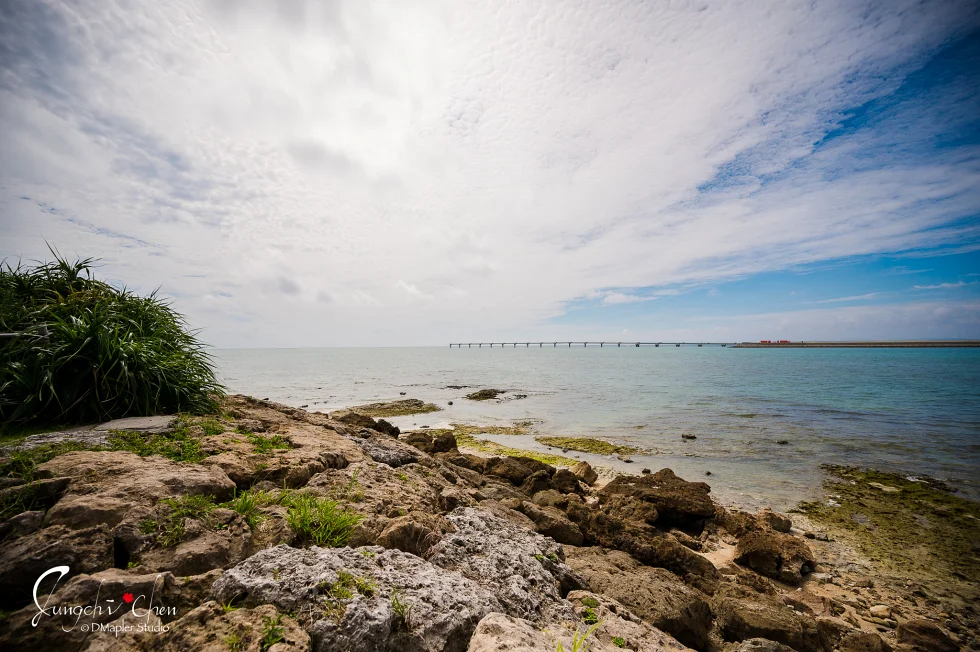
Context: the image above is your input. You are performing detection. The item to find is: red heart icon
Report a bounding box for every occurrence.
[122,593,134,604]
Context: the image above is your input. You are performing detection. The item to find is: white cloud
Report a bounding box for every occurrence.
[805,293,882,304]
[601,292,657,305]
[913,280,978,290]
[1,0,978,345]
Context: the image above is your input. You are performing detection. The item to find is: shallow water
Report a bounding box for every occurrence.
[213,346,980,511]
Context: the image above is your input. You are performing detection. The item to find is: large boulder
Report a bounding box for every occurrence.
[567,502,719,594]
[895,619,958,652]
[838,631,893,652]
[426,508,584,623]
[0,524,113,609]
[564,546,713,650]
[352,433,423,468]
[712,590,825,652]
[518,502,584,546]
[485,457,535,486]
[599,469,715,525]
[210,544,500,652]
[734,531,815,585]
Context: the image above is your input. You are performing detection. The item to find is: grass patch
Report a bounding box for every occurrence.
[535,436,638,456]
[0,441,95,481]
[143,494,218,547]
[793,465,980,584]
[286,494,363,547]
[320,570,376,621]
[105,416,208,463]
[465,389,506,401]
[246,431,290,454]
[0,252,222,429]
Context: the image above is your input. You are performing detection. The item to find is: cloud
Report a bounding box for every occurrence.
[805,292,882,304]
[1,0,979,346]
[601,292,658,305]
[912,280,978,290]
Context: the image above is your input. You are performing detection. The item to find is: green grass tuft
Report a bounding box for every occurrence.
[259,613,285,650]
[0,252,223,429]
[148,494,217,547]
[246,431,290,453]
[286,494,363,547]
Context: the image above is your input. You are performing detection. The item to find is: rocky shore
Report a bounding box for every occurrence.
[0,395,975,651]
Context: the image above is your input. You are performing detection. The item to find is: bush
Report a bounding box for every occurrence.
[0,253,222,428]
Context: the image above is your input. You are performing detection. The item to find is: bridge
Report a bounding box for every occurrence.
[448,340,980,348]
[449,342,730,347]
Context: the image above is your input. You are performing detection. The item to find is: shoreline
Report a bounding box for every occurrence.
[2,395,975,651]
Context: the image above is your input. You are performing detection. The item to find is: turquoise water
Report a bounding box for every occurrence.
[213,347,980,510]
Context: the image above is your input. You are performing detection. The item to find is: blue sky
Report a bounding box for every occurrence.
[1,1,979,345]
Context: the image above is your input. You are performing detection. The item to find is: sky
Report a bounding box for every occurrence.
[1,0,979,347]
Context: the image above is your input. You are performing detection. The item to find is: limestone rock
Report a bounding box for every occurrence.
[734,531,815,585]
[0,524,113,609]
[571,461,598,486]
[521,470,556,495]
[426,507,581,623]
[353,433,422,468]
[518,501,584,545]
[735,639,796,652]
[0,509,44,540]
[838,631,893,652]
[210,544,500,652]
[757,508,792,533]
[152,601,310,651]
[485,457,535,485]
[712,591,824,652]
[599,469,715,525]
[553,468,584,494]
[466,602,692,652]
[564,546,712,650]
[896,619,958,652]
[531,489,568,509]
[377,512,451,556]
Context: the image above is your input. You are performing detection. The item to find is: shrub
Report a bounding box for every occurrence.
[0,253,222,429]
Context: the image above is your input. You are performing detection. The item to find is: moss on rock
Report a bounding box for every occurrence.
[535,436,638,456]
[793,465,980,584]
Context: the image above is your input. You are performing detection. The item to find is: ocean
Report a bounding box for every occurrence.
[212,346,980,511]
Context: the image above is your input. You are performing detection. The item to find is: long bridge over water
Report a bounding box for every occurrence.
[448,340,980,348]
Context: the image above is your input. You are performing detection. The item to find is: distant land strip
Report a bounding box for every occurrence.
[448,341,980,348]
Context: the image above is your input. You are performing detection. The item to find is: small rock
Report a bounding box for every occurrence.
[869,604,891,618]
[448,401,453,405]
[570,461,598,486]
[868,482,900,493]
[681,433,697,440]
[618,455,634,463]
[705,471,712,476]
[641,468,651,474]
[776,440,789,445]
[399,391,406,395]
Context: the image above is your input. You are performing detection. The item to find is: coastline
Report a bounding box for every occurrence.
[0,395,975,651]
